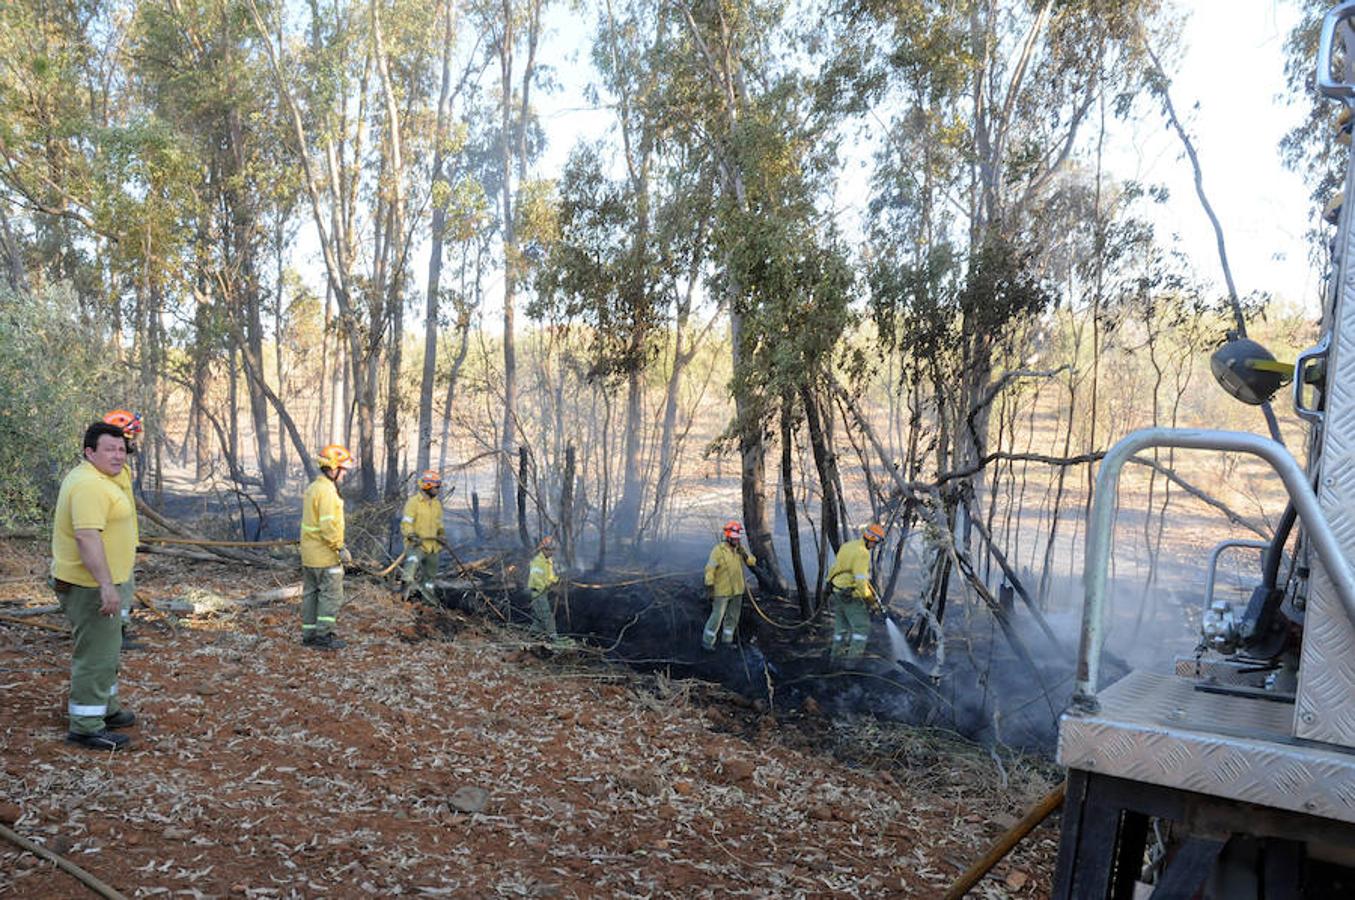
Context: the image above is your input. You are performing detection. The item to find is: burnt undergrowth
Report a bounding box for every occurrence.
[435,563,1109,754]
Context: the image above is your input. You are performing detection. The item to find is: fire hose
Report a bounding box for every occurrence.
[0,821,128,900]
[940,781,1066,899]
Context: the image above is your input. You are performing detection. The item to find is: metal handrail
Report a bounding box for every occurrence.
[1071,428,1355,713]
[1318,2,1355,98]
[1201,538,1271,614]
[1293,332,1330,425]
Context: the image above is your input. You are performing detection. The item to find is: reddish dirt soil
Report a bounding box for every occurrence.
[0,541,1058,898]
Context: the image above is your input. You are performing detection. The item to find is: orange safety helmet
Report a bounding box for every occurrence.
[418,470,442,491]
[103,409,143,438]
[722,520,744,542]
[316,443,354,471]
[862,522,885,545]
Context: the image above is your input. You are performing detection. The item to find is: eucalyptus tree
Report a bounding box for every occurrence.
[479,0,550,524]
[854,0,1165,477]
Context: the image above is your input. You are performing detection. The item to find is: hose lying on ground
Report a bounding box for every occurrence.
[941,781,1066,899]
[0,821,129,900]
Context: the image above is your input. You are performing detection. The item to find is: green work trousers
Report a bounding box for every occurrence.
[57,581,131,735]
[529,589,558,639]
[702,593,743,650]
[401,545,440,602]
[831,589,871,660]
[302,565,345,638]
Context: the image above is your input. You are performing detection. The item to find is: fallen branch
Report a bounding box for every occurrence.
[0,821,128,899]
[0,613,66,633]
[137,500,287,568]
[927,451,1266,538]
[0,604,60,617]
[141,535,296,549]
[232,584,303,608]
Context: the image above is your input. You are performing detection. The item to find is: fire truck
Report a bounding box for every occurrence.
[1051,5,1355,896]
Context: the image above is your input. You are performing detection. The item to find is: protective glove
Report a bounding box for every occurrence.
[704,584,715,603]
[338,547,353,567]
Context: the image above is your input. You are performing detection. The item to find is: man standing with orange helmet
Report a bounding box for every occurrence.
[702,521,756,650]
[299,444,353,650]
[400,470,446,604]
[50,421,140,750]
[826,523,885,660]
[103,409,143,646]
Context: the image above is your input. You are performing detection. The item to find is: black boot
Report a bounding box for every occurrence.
[66,730,130,751]
[104,710,136,729]
[308,633,346,651]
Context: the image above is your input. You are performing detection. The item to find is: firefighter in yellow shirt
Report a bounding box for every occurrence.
[102,409,143,645]
[703,521,756,650]
[825,523,885,660]
[50,422,140,750]
[527,536,560,639]
[400,470,446,603]
[299,444,353,650]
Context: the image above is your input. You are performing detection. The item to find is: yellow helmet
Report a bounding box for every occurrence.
[418,470,442,491]
[316,443,354,471]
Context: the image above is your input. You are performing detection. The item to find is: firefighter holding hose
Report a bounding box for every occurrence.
[702,521,756,650]
[400,470,446,604]
[826,522,885,660]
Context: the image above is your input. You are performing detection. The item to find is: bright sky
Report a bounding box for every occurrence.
[530,1,1324,320]
[298,2,1322,331]
[1117,2,1319,313]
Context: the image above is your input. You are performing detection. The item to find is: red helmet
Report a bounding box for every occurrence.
[723,521,743,541]
[862,522,885,545]
[418,470,442,491]
[317,443,354,470]
[103,409,143,438]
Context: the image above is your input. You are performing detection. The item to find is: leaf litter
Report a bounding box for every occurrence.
[0,547,1058,897]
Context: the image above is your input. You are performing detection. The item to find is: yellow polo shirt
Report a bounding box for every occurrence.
[401,493,445,553]
[300,475,345,567]
[50,461,137,586]
[704,541,755,597]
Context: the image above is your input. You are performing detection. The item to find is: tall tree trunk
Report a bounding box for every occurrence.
[801,384,843,553]
[418,2,458,475]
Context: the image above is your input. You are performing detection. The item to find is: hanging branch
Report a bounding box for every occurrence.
[1145,44,1284,445]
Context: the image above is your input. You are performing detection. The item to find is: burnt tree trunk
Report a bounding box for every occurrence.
[801,385,843,552]
[780,399,809,618]
[561,443,576,569]
[518,446,531,550]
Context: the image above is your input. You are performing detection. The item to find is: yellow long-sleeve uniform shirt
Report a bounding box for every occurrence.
[401,493,445,553]
[827,538,875,601]
[50,462,137,587]
[528,552,558,596]
[705,541,755,597]
[300,475,345,567]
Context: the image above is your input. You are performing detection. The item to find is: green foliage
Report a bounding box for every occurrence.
[0,285,135,527]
